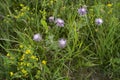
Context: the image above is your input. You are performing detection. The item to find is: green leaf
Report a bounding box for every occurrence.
[41,19,48,33]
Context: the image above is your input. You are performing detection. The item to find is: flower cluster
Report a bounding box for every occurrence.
[77,6,103,26]
[6,3,106,79]
[6,45,44,78]
[14,4,29,19]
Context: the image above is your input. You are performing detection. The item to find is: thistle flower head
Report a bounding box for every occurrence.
[33,33,42,42]
[48,16,54,22]
[95,18,103,25]
[58,38,67,48]
[55,18,64,27]
[78,7,87,16]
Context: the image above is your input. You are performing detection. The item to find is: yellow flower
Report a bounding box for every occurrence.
[107,4,112,7]
[20,4,24,7]
[20,54,25,60]
[25,50,31,54]
[21,69,28,75]
[7,53,10,57]
[19,45,23,48]
[20,62,24,65]
[42,60,47,65]
[36,58,38,61]
[10,72,14,76]
[31,55,36,59]
[27,63,30,66]
[31,55,38,61]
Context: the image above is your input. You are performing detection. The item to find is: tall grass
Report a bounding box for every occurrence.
[0,0,120,80]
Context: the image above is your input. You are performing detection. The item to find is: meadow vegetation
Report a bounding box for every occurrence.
[0,0,120,80]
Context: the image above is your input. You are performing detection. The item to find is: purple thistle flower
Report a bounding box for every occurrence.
[33,33,42,42]
[78,7,87,16]
[55,18,64,27]
[58,38,67,48]
[48,16,54,22]
[95,18,103,25]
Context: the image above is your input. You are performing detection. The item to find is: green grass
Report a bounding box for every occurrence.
[0,0,120,80]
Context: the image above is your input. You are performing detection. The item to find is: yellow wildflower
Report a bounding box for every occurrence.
[20,54,25,60]
[36,58,38,61]
[7,53,10,57]
[20,4,24,7]
[42,60,47,65]
[31,55,38,61]
[19,45,23,48]
[21,69,28,75]
[27,63,30,66]
[20,62,24,65]
[10,72,14,76]
[25,50,31,54]
[107,4,112,7]
[31,55,36,59]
